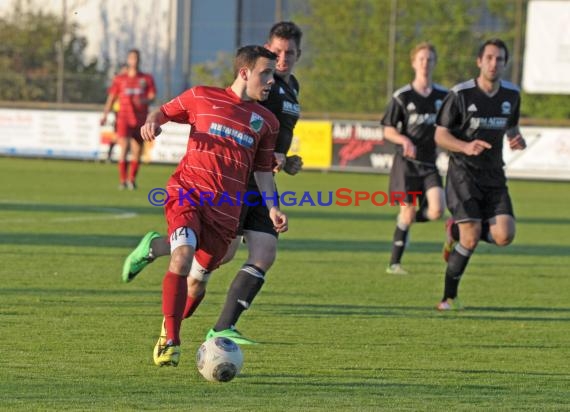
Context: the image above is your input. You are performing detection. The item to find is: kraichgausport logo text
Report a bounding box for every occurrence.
[147,188,422,207]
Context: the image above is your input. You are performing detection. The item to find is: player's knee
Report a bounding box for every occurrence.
[262,253,277,270]
[494,232,514,247]
[169,251,192,274]
[168,227,197,273]
[426,207,444,221]
[248,249,276,271]
[399,214,414,226]
[399,208,416,226]
[461,238,479,250]
[249,256,275,272]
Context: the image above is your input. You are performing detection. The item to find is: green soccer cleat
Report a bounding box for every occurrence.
[206,327,258,345]
[386,264,409,275]
[436,298,464,311]
[122,231,161,283]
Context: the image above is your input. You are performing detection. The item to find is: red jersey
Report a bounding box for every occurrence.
[109,71,156,125]
[161,86,279,234]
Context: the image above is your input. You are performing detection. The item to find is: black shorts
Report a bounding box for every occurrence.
[236,190,279,237]
[445,163,514,222]
[389,154,442,204]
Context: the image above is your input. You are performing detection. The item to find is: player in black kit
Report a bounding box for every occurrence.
[205,22,303,343]
[381,42,447,275]
[435,38,526,310]
[120,22,304,343]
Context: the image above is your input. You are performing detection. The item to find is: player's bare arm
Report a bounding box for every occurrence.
[383,126,417,159]
[140,109,166,141]
[100,93,117,125]
[269,207,288,233]
[435,126,492,156]
[273,152,286,172]
[506,126,526,150]
[253,171,288,233]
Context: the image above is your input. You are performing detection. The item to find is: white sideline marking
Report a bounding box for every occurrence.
[0,201,138,223]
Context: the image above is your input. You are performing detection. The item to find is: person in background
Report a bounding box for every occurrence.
[105,63,128,163]
[381,42,447,275]
[101,50,156,189]
[435,38,526,310]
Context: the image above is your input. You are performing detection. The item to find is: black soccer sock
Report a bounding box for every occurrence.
[213,264,265,331]
[389,223,409,265]
[442,244,473,300]
[150,237,171,259]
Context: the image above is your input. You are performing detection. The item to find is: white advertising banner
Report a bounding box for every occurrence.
[145,122,190,164]
[504,127,570,180]
[0,108,100,159]
[1,109,570,181]
[522,0,570,94]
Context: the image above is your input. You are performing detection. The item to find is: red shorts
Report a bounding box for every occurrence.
[116,117,144,143]
[164,182,234,271]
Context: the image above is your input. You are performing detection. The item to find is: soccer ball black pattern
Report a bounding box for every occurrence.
[196,337,243,382]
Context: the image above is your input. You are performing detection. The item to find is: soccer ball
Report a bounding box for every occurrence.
[196,337,243,382]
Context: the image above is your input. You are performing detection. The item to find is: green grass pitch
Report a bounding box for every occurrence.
[0,157,569,411]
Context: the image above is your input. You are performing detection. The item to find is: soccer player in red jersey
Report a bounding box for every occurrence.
[121,23,304,346]
[142,45,288,367]
[101,49,156,190]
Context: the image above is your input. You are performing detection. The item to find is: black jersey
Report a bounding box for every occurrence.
[247,73,300,190]
[381,83,448,164]
[261,74,300,154]
[436,78,520,171]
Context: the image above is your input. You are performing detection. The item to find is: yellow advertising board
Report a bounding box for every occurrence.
[288,120,332,168]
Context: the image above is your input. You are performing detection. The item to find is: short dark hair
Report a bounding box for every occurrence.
[127,49,140,58]
[234,45,277,74]
[268,21,303,50]
[478,38,509,63]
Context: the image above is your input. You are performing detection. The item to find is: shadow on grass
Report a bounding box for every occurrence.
[515,216,570,226]
[239,374,506,392]
[0,287,225,299]
[264,303,570,322]
[0,202,162,216]
[0,233,153,248]
[354,366,570,377]
[0,287,159,297]
[286,209,570,225]
[279,238,570,257]
[1,233,568,261]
